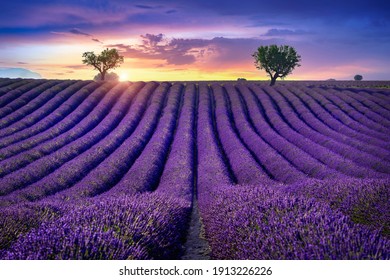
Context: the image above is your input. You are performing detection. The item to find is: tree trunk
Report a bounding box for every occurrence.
[100,71,106,81]
[270,76,277,86]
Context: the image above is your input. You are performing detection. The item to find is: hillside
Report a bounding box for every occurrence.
[0,78,389,259]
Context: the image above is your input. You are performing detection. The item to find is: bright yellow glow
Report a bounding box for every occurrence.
[119,72,129,81]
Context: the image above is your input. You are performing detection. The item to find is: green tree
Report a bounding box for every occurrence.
[82,48,124,81]
[252,45,301,86]
[354,74,363,81]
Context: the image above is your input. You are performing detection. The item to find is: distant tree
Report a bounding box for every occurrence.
[82,48,124,81]
[354,74,363,81]
[93,72,119,82]
[252,45,301,86]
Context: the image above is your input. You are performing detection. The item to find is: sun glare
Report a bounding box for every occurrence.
[119,72,128,81]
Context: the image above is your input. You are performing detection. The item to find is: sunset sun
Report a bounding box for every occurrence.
[119,72,129,81]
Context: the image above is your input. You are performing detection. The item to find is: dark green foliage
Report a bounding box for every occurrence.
[354,74,363,81]
[82,48,124,81]
[252,45,301,86]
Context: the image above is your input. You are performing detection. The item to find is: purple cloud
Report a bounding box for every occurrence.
[108,34,272,67]
[140,33,165,48]
[166,9,177,14]
[110,34,213,65]
[92,38,103,43]
[263,29,313,36]
[134,4,155,9]
[52,28,103,44]
[69,28,91,37]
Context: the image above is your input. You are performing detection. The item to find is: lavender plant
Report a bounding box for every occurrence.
[200,184,389,259]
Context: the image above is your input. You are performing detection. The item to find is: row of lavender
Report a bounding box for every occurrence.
[266,80,390,89]
[0,78,389,259]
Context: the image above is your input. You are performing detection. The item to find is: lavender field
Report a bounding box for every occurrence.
[0,78,389,260]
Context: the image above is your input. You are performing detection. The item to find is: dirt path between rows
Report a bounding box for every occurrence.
[181,199,211,260]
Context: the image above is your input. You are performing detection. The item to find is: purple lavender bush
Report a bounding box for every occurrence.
[200,184,389,259]
[0,201,63,255]
[3,193,191,260]
[285,178,390,236]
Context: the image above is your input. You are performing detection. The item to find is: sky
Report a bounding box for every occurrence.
[0,0,389,81]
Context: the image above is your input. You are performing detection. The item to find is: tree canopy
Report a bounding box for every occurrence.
[252,45,301,86]
[82,48,124,81]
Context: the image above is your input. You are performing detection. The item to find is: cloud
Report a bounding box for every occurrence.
[68,29,105,44]
[171,0,390,21]
[92,38,103,43]
[65,65,89,70]
[110,33,212,65]
[134,4,154,9]
[51,28,103,44]
[69,28,91,37]
[141,33,165,48]
[1,1,389,41]
[134,4,164,10]
[166,9,177,14]
[0,68,41,79]
[262,29,313,36]
[109,33,272,68]
[51,28,92,37]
